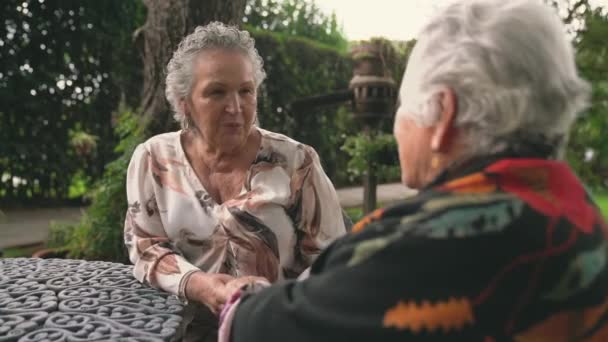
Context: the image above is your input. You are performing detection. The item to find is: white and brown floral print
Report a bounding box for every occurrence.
[124,128,346,299]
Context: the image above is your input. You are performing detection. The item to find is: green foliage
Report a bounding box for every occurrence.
[594,191,608,218]
[341,131,401,183]
[69,129,98,158]
[251,29,356,186]
[344,206,364,223]
[0,0,145,205]
[567,8,608,189]
[1,245,42,258]
[47,221,76,249]
[344,202,393,224]
[1,0,347,206]
[251,34,411,186]
[67,170,93,199]
[49,105,143,261]
[244,0,348,51]
[338,38,406,185]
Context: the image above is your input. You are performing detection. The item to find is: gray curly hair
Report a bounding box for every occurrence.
[398,0,590,159]
[165,22,267,130]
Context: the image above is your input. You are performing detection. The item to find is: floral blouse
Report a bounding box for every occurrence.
[124,127,346,299]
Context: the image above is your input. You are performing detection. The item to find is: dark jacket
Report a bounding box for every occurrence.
[231,158,608,341]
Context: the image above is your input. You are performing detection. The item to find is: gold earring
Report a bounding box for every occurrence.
[431,155,441,169]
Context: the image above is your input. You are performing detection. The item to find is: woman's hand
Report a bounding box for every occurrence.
[224,276,270,297]
[185,271,235,314]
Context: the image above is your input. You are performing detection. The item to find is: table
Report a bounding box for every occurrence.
[0,258,184,341]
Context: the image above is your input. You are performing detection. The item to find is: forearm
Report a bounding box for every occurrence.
[131,246,201,298]
[124,206,200,297]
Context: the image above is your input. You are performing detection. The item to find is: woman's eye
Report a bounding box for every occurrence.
[240,88,254,95]
[209,89,225,96]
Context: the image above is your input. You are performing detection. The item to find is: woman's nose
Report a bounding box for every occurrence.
[225,93,241,114]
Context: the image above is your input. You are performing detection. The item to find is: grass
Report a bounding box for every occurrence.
[1,244,43,258]
[345,202,394,224]
[345,207,365,223]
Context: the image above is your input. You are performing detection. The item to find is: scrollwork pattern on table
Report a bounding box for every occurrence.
[0,258,184,342]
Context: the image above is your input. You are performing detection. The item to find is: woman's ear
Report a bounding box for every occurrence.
[179,99,188,117]
[430,87,458,152]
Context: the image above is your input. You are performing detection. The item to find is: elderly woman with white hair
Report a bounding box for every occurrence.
[217,0,608,341]
[123,22,346,340]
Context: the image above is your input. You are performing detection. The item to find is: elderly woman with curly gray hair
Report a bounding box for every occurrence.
[123,22,347,341]
[217,0,608,341]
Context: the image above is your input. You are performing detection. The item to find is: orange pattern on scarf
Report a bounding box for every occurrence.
[351,208,385,234]
[383,298,475,333]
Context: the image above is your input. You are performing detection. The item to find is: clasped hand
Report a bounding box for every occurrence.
[185,272,269,315]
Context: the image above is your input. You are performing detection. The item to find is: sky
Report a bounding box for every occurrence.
[315,0,454,41]
[315,0,608,41]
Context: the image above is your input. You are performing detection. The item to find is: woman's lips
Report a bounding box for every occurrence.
[222,123,243,132]
[223,123,243,128]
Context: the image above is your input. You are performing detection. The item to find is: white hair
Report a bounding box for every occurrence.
[398,0,590,158]
[165,22,267,130]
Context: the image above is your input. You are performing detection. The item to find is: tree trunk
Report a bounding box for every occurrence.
[137,0,247,137]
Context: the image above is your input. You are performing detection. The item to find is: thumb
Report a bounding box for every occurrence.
[214,285,233,304]
[213,273,235,284]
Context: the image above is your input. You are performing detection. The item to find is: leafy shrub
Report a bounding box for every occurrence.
[48,105,141,261]
[251,29,356,186]
[0,1,145,205]
[341,131,400,184]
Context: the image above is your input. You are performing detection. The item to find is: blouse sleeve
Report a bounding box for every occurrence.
[124,143,200,298]
[289,146,346,265]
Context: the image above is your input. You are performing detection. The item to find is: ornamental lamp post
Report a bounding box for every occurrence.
[349,42,397,213]
[289,41,397,213]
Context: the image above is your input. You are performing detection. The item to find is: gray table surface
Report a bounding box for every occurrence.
[0,258,184,341]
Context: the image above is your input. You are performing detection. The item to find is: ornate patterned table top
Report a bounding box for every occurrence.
[0,258,184,341]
